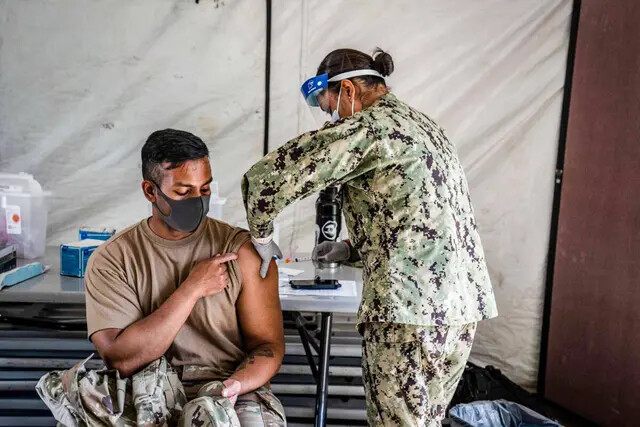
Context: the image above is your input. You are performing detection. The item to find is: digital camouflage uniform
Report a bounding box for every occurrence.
[242,93,498,425]
[362,322,476,426]
[36,355,286,427]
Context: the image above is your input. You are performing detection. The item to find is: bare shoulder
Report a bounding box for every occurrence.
[236,241,260,266]
[235,241,266,286]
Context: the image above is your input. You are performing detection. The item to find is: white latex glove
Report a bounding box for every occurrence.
[312,241,351,264]
[251,235,283,278]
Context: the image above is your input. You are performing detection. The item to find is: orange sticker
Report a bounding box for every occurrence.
[5,205,21,235]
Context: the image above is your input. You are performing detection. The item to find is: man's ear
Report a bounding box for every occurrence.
[142,180,156,203]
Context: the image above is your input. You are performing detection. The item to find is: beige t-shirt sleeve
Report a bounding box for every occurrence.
[224,227,251,253]
[85,246,143,337]
[221,227,251,285]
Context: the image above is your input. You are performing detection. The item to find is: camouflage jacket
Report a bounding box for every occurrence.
[36,356,186,427]
[242,93,498,327]
[36,356,286,427]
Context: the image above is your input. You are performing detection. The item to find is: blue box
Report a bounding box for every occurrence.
[78,226,116,241]
[60,239,104,277]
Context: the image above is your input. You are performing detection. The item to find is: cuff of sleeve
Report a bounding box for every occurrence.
[341,241,351,260]
[250,222,275,241]
[346,241,361,263]
[251,234,273,245]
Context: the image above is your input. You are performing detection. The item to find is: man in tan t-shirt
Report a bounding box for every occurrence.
[77,129,285,426]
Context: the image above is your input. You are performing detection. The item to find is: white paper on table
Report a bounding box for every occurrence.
[279,280,357,297]
[278,267,304,277]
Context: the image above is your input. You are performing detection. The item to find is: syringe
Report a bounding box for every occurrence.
[284,256,312,263]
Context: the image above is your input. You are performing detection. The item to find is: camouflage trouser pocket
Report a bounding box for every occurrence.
[247,388,286,426]
[179,393,241,427]
[178,381,239,426]
[234,392,286,427]
[131,357,187,426]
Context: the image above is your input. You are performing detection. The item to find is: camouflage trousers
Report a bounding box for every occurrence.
[36,355,286,427]
[362,322,477,427]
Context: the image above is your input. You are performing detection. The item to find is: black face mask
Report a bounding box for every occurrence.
[152,184,210,233]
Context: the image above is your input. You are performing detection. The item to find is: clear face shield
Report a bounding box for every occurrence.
[300,73,333,127]
[300,69,385,128]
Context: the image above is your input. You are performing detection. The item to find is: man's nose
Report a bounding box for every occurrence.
[191,188,206,197]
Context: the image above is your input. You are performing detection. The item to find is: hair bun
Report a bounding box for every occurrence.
[372,48,394,77]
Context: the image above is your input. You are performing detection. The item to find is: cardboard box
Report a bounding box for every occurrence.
[78,226,116,241]
[60,239,104,277]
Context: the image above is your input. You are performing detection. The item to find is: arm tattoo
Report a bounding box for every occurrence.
[236,347,275,371]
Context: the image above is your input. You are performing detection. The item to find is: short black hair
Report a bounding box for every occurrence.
[141,129,209,183]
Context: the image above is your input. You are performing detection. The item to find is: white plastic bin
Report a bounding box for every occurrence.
[0,173,51,259]
[208,197,227,221]
[206,181,226,221]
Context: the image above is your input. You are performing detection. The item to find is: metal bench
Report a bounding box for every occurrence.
[0,307,367,426]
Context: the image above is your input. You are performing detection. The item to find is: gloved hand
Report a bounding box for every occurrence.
[312,241,351,264]
[251,235,283,278]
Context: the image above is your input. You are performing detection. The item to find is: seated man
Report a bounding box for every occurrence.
[38,129,286,426]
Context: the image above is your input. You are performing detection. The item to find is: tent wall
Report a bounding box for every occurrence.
[0,0,266,240]
[0,0,572,390]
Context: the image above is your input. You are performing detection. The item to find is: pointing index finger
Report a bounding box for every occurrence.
[214,253,238,264]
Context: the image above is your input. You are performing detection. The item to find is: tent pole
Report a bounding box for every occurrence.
[537,0,582,396]
[263,0,272,156]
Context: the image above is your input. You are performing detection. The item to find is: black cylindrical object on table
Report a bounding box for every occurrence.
[315,186,342,269]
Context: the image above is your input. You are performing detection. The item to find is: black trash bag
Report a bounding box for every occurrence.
[449,400,561,427]
[449,363,548,417]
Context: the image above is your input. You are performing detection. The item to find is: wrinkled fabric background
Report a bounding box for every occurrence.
[0,0,572,389]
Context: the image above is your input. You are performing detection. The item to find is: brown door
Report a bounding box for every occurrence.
[544,0,640,425]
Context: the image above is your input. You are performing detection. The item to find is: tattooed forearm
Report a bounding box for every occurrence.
[236,347,275,371]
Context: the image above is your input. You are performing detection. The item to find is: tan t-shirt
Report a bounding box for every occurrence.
[85,217,251,379]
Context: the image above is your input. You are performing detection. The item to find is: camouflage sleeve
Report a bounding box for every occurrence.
[242,117,379,238]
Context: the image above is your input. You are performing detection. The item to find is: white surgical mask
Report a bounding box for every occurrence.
[330,86,342,122]
[330,85,355,122]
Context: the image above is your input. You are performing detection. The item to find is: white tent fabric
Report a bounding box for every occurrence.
[0,0,266,241]
[0,0,572,389]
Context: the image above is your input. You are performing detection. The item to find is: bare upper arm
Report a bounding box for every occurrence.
[235,241,284,354]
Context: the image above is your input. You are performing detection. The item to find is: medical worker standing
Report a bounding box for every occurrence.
[242,48,498,426]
